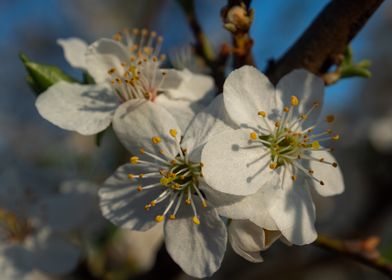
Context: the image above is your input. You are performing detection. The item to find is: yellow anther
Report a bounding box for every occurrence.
[169,214,176,220]
[144,204,151,211]
[258,111,267,117]
[139,174,144,178]
[139,148,145,154]
[169,129,177,138]
[326,129,333,134]
[130,156,139,164]
[155,215,164,223]
[150,200,157,207]
[291,175,297,181]
[192,216,200,225]
[311,141,320,150]
[291,95,299,106]
[250,132,258,140]
[275,121,281,128]
[269,162,278,170]
[152,136,161,144]
[113,33,122,41]
[300,114,308,120]
[202,200,208,208]
[331,134,340,141]
[128,174,135,180]
[283,106,289,113]
[325,114,335,123]
[159,149,165,155]
[185,198,191,205]
[107,67,116,74]
[170,160,177,165]
[137,185,143,192]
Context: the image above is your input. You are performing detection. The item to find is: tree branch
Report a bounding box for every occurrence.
[177,0,227,91]
[266,0,385,84]
[315,235,392,278]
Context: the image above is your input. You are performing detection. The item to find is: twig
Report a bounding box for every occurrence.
[266,0,385,85]
[315,235,392,278]
[221,0,255,69]
[176,0,227,92]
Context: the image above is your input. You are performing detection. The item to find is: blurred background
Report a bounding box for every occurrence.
[1,0,392,279]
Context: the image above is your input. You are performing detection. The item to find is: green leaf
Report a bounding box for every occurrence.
[340,65,372,79]
[19,52,77,95]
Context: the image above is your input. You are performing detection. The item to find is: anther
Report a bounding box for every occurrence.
[107,67,116,74]
[283,106,289,113]
[152,136,161,144]
[202,201,208,208]
[155,215,164,223]
[128,174,135,180]
[185,198,191,205]
[308,169,314,174]
[291,95,299,106]
[169,214,176,220]
[139,148,145,154]
[312,141,320,150]
[320,181,325,186]
[332,162,338,168]
[192,216,200,225]
[258,111,267,117]
[137,186,143,192]
[331,134,340,141]
[269,162,278,170]
[291,175,297,181]
[275,121,281,128]
[325,115,335,123]
[169,129,177,138]
[250,132,258,140]
[130,156,139,164]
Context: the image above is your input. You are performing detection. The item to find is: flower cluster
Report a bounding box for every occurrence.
[30,29,345,278]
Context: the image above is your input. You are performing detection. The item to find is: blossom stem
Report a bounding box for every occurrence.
[314,234,392,278]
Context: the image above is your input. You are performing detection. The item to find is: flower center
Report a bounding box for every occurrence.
[249,95,339,185]
[128,129,206,225]
[0,208,33,244]
[108,28,167,102]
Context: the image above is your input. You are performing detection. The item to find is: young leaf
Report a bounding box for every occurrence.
[19,52,78,95]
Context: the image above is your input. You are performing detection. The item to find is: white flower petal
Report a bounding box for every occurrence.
[228,220,265,263]
[276,69,324,125]
[57,38,88,70]
[223,66,279,129]
[250,210,279,231]
[201,129,277,196]
[28,229,80,275]
[307,150,344,196]
[163,69,215,104]
[35,81,117,135]
[164,207,227,278]
[155,94,198,132]
[206,175,280,220]
[113,99,181,157]
[99,164,166,231]
[0,245,32,280]
[268,171,317,245]
[182,95,236,161]
[85,38,130,83]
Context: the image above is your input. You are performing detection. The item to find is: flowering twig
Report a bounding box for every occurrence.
[176,0,227,91]
[266,0,385,85]
[221,0,255,69]
[315,235,392,278]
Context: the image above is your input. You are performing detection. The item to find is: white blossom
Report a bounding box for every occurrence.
[202,66,345,245]
[99,96,251,278]
[36,29,215,135]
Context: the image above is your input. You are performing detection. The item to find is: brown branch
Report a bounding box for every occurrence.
[177,0,227,92]
[266,0,385,84]
[315,235,392,278]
